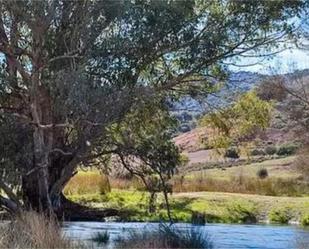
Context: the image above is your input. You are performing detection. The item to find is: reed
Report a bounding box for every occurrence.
[0,211,84,249]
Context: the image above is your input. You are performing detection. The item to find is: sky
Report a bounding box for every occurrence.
[231,48,309,74]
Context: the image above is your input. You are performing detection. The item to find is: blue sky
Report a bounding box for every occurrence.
[231,48,309,74]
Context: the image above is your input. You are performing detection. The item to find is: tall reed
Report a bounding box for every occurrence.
[0,211,83,249]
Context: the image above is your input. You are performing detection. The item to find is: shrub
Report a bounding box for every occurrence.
[268,208,290,224]
[224,147,239,159]
[277,143,299,156]
[256,168,268,179]
[180,154,189,166]
[300,214,309,226]
[116,223,213,249]
[250,149,265,156]
[225,202,257,223]
[91,231,110,245]
[265,145,277,155]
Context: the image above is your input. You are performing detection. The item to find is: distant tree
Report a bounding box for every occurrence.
[257,77,287,102]
[224,147,240,159]
[199,91,273,152]
[257,168,268,179]
[0,0,304,215]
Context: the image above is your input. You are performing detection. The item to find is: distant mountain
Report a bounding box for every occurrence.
[170,71,265,133]
[170,71,264,113]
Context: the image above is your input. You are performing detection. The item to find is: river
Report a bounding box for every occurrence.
[63,222,309,249]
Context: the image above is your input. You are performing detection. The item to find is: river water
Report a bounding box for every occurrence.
[63,222,309,249]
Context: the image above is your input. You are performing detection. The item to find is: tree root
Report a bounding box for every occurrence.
[55,195,119,221]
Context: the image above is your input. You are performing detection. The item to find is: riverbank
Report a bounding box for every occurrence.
[67,190,309,225]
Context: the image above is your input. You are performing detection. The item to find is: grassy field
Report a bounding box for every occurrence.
[64,156,309,225]
[66,189,309,225]
[187,156,299,180]
[173,156,309,196]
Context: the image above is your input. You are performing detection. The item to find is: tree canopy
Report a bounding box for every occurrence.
[199,91,273,150]
[0,0,305,215]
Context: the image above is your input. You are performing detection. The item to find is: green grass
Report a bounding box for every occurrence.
[66,190,309,225]
[300,213,309,226]
[64,156,309,225]
[268,207,290,224]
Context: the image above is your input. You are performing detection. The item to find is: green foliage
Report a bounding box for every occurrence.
[67,189,309,224]
[179,154,190,166]
[250,149,266,156]
[0,0,305,211]
[277,143,299,156]
[106,100,180,220]
[300,213,309,226]
[224,202,257,223]
[269,207,290,224]
[200,91,273,149]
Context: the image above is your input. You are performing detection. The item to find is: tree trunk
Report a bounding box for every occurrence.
[21,176,119,221]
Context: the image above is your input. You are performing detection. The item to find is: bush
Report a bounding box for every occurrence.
[268,208,290,224]
[265,145,277,155]
[180,154,189,166]
[225,202,257,223]
[300,214,309,226]
[116,223,213,249]
[277,143,299,156]
[224,147,239,159]
[256,168,268,179]
[250,149,265,156]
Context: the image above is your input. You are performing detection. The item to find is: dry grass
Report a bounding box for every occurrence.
[173,173,309,196]
[64,170,111,195]
[187,156,299,180]
[0,211,83,249]
[295,147,309,181]
[173,156,308,196]
[64,157,307,197]
[64,170,146,196]
[109,177,145,190]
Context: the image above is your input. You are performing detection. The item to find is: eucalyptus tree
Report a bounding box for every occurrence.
[0,0,304,215]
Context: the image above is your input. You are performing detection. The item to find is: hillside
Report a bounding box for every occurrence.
[170,71,265,133]
[172,69,309,178]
